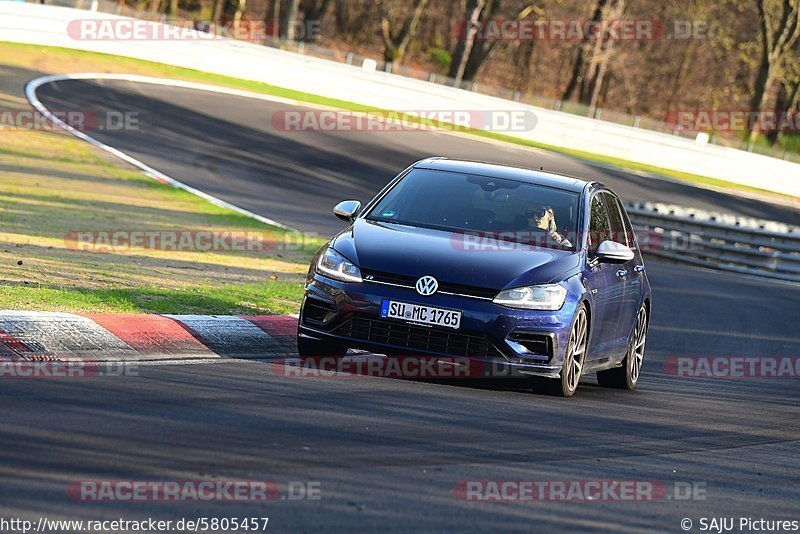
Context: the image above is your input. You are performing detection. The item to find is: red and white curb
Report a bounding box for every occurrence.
[0,311,298,362]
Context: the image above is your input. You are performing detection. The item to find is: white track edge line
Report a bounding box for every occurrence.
[28,72,781,215]
[25,73,297,232]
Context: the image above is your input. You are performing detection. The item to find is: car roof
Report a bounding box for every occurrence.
[412,157,594,193]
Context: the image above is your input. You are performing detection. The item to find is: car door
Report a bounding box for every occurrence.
[601,192,640,346]
[583,193,628,361]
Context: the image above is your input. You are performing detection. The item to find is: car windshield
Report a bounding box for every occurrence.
[366,168,581,250]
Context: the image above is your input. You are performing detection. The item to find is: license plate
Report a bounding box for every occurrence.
[380,300,462,329]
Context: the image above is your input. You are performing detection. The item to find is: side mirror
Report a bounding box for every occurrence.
[596,240,634,264]
[333,200,361,222]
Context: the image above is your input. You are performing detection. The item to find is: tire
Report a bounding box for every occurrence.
[533,304,588,397]
[597,305,648,390]
[296,336,348,358]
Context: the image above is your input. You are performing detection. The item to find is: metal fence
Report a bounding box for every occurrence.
[628,203,800,283]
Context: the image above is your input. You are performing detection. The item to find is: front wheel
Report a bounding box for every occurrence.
[296,335,348,358]
[597,305,648,390]
[533,304,588,397]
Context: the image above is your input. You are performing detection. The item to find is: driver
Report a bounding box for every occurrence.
[526,204,572,248]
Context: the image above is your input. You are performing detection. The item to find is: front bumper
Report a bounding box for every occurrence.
[298,273,581,378]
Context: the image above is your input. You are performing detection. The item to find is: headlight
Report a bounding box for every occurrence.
[316,247,362,282]
[493,284,567,311]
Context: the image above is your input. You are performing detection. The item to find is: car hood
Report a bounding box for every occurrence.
[331,219,582,290]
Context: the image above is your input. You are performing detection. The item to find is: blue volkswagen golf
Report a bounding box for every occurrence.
[298,158,651,396]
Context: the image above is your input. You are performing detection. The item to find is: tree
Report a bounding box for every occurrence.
[217,0,248,30]
[449,0,486,86]
[562,0,626,110]
[580,0,625,109]
[294,0,333,41]
[562,0,608,101]
[264,0,281,39]
[300,0,333,23]
[380,0,431,70]
[280,0,301,40]
[748,0,800,141]
[334,0,349,34]
[211,0,223,22]
[232,0,247,32]
[448,0,543,86]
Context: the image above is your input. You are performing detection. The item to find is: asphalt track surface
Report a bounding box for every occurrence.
[0,78,797,533]
[34,78,800,233]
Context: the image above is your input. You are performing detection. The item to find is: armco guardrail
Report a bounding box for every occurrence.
[1,2,799,197]
[628,203,800,282]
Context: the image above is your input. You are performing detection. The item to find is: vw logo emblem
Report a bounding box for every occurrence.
[415,275,439,296]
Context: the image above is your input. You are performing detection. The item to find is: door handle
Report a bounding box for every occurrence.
[634,265,645,273]
[616,269,628,278]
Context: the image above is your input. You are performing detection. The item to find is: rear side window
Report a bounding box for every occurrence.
[588,195,612,253]
[601,193,635,248]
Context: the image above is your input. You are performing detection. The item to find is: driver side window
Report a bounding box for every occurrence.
[589,195,612,254]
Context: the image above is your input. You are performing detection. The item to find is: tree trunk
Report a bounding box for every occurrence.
[280,0,300,40]
[461,39,497,81]
[765,81,790,145]
[264,0,280,40]
[454,1,541,84]
[212,0,224,23]
[748,0,800,141]
[664,41,695,114]
[380,0,430,71]
[300,0,332,22]
[512,40,536,92]
[232,0,247,34]
[578,0,625,109]
[448,0,486,86]
[749,2,774,141]
[334,0,348,33]
[789,79,800,110]
[298,0,332,41]
[562,0,607,101]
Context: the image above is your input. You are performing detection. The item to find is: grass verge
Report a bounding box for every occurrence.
[0,43,326,314]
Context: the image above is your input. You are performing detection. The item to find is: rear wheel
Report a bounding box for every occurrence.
[534,304,588,397]
[296,336,348,358]
[597,305,648,390]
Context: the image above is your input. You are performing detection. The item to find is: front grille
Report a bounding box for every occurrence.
[333,316,504,359]
[363,271,497,299]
